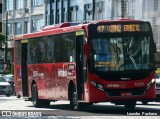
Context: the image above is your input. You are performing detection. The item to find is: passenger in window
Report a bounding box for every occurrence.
[37,41,46,63]
[47,39,55,63]
[30,46,36,63]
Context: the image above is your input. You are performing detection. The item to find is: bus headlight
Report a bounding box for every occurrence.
[147,79,155,89]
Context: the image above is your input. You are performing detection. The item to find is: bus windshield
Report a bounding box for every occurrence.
[89,36,153,72]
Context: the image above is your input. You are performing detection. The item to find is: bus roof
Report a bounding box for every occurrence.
[14,18,144,40]
[14,22,87,40]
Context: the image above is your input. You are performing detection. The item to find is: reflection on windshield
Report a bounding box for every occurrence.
[155,73,160,79]
[90,36,152,71]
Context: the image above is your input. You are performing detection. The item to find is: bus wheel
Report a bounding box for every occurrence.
[124,102,136,110]
[32,84,41,107]
[70,86,79,111]
[142,101,148,105]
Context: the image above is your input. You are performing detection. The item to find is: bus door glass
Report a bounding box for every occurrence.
[21,39,29,97]
[76,31,86,99]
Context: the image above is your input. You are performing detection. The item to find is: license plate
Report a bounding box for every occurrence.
[121,92,132,96]
[156,90,160,94]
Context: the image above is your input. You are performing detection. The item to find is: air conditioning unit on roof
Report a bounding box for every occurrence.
[17,9,23,15]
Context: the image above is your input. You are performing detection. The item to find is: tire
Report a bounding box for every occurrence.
[124,102,136,110]
[142,101,148,105]
[32,84,41,107]
[70,86,79,111]
[32,84,50,107]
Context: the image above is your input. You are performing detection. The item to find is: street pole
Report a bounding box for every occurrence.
[4,11,8,63]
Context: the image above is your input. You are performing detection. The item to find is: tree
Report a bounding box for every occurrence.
[0,33,6,49]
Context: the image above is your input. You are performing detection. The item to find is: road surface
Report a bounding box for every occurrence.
[0,95,159,119]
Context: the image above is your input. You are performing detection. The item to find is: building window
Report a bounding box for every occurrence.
[45,0,50,25]
[63,8,67,22]
[15,0,23,9]
[32,19,44,32]
[8,23,13,35]
[131,0,135,15]
[95,1,104,20]
[32,0,43,6]
[6,0,13,10]
[24,21,30,33]
[0,4,2,13]
[0,23,2,32]
[25,0,30,8]
[15,22,22,35]
[154,0,158,11]
[52,10,55,24]
[144,0,154,12]
[84,3,93,21]
[51,1,56,24]
[46,11,50,25]
[62,0,68,22]
[70,6,78,22]
[57,9,60,23]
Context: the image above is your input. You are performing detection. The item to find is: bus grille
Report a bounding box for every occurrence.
[105,88,146,97]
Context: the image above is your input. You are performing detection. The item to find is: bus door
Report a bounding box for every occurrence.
[21,40,28,97]
[76,31,86,99]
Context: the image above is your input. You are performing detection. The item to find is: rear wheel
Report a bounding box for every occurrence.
[70,86,79,111]
[32,84,42,107]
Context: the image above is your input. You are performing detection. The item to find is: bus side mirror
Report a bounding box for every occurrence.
[84,43,89,56]
[153,43,157,53]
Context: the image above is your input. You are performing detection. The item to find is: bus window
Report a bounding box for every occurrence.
[16,41,21,64]
[123,37,150,70]
[64,33,75,62]
[37,37,47,63]
[54,33,75,62]
[47,36,55,63]
[28,39,36,64]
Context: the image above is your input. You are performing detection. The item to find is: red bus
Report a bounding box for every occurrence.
[14,19,156,110]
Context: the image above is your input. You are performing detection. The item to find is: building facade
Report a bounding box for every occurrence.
[1,0,160,64]
[1,0,113,63]
[142,0,160,51]
[2,0,45,63]
[0,0,2,32]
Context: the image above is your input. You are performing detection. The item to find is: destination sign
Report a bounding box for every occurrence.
[97,24,149,33]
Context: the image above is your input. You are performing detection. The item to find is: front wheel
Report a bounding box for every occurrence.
[32,84,41,107]
[70,86,79,111]
[142,101,148,105]
[124,102,136,110]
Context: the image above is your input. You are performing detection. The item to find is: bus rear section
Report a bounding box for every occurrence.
[83,20,156,109]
